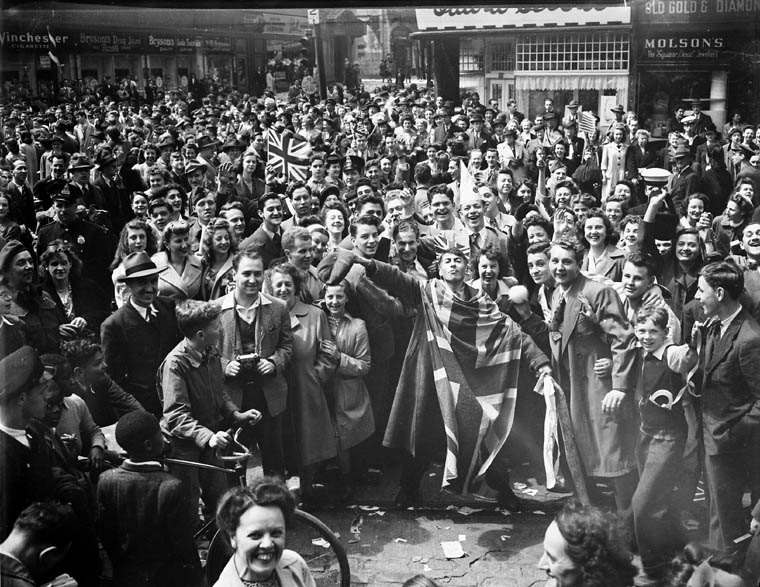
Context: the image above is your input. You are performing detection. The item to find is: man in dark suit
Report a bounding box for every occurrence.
[6,159,35,231]
[238,192,284,269]
[94,151,130,233]
[432,109,454,145]
[667,145,702,213]
[564,121,585,173]
[217,248,292,479]
[696,260,760,563]
[101,252,181,417]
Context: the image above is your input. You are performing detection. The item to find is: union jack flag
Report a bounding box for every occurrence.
[267,129,311,181]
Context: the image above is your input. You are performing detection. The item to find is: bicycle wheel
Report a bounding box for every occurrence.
[205,509,350,587]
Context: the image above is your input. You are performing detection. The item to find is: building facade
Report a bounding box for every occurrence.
[632,0,760,136]
[413,5,631,126]
[0,7,308,97]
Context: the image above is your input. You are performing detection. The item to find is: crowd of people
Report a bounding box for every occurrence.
[1,72,760,587]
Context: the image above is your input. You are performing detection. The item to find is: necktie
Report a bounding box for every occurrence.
[272,231,282,250]
[550,296,566,333]
[705,319,720,363]
[146,307,156,325]
[469,232,480,259]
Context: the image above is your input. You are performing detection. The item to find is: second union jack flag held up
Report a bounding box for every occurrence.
[267,129,311,181]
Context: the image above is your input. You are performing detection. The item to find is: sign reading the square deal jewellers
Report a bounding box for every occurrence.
[415,6,630,31]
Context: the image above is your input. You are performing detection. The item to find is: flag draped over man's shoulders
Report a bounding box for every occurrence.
[267,128,311,181]
[383,278,523,495]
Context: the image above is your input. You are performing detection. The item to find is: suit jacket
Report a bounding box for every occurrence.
[0,421,57,540]
[702,308,760,455]
[238,225,283,269]
[5,181,35,229]
[217,292,293,416]
[624,143,660,180]
[94,174,130,232]
[668,167,702,213]
[432,124,453,145]
[100,297,182,417]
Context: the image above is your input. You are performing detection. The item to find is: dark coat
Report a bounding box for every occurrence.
[94,175,130,232]
[42,275,111,333]
[238,225,283,269]
[0,316,27,360]
[0,421,56,540]
[97,461,202,587]
[100,296,182,417]
[702,308,760,456]
[74,376,142,428]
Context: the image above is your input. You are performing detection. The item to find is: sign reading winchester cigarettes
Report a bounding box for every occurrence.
[0,27,234,54]
[415,6,630,31]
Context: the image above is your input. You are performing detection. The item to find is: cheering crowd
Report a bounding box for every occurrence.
[1,73,760,587]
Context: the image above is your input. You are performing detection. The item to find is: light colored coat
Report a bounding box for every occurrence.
[287,301,337,465]
[152,251,203,300]
[549,274,638,477]
[328,312,375,450]
[214,549,315,587]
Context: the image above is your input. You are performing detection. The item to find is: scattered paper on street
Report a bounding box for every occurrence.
[441,540,466,559]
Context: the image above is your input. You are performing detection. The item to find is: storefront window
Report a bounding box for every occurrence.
[459,40,483,72]
[488,41,515,71]
[637,71,712,137]
[516,32,629,72]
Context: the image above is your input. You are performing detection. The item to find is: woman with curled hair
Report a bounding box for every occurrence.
[319,201,350,252]
[666,543,743,587]
[538,500,637,587]
[151,220,202,300]
[111,219,159,307]
[200,217,238,301]
[214,479,315,587]
[712,192,754,257]
[40,242,109,335]
[581,208,625,281]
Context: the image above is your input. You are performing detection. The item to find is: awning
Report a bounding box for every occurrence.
[515,73,628,94]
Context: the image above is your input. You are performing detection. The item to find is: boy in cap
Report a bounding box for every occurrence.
[97,410,203,587]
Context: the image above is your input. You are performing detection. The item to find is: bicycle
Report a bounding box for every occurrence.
[163,427,351,587]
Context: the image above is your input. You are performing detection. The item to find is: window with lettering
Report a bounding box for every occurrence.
[516,32,629,72]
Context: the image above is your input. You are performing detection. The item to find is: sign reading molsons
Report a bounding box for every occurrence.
[639,34,727,62]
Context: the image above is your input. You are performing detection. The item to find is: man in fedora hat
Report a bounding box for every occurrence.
[604,105,626,139]
[68,154,104,211]
[432,108,453,144]
[668,144,702,213]
[195,135,219,184]
[94,150,130,233]
[101,252,182,418]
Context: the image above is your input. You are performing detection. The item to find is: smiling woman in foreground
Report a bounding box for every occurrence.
[214,479,315,587]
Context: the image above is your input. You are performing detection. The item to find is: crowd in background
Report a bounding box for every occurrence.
[2,72,760,587]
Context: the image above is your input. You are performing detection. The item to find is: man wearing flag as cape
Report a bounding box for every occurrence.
[318,239,553,509]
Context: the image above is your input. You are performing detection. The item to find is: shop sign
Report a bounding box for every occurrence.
[78,32,143,53]
[0,30,72,51]
[415,6,630,31]
[147,35,202,53]
[636,0,760,24]
[204,38,232,52]
[638,34,728,63]
[263,15,308,35]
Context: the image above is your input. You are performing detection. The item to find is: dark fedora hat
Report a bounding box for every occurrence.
[118,251,166,282]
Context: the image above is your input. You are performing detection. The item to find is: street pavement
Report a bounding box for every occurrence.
[244,457,710,587]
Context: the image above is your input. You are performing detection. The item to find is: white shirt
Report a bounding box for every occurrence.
[720,306,743,338]
[0,422,29,448]
[234,293,272,324]
[129,299,157,322]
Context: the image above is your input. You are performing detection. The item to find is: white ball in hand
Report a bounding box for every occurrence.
[509,285,529,304]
